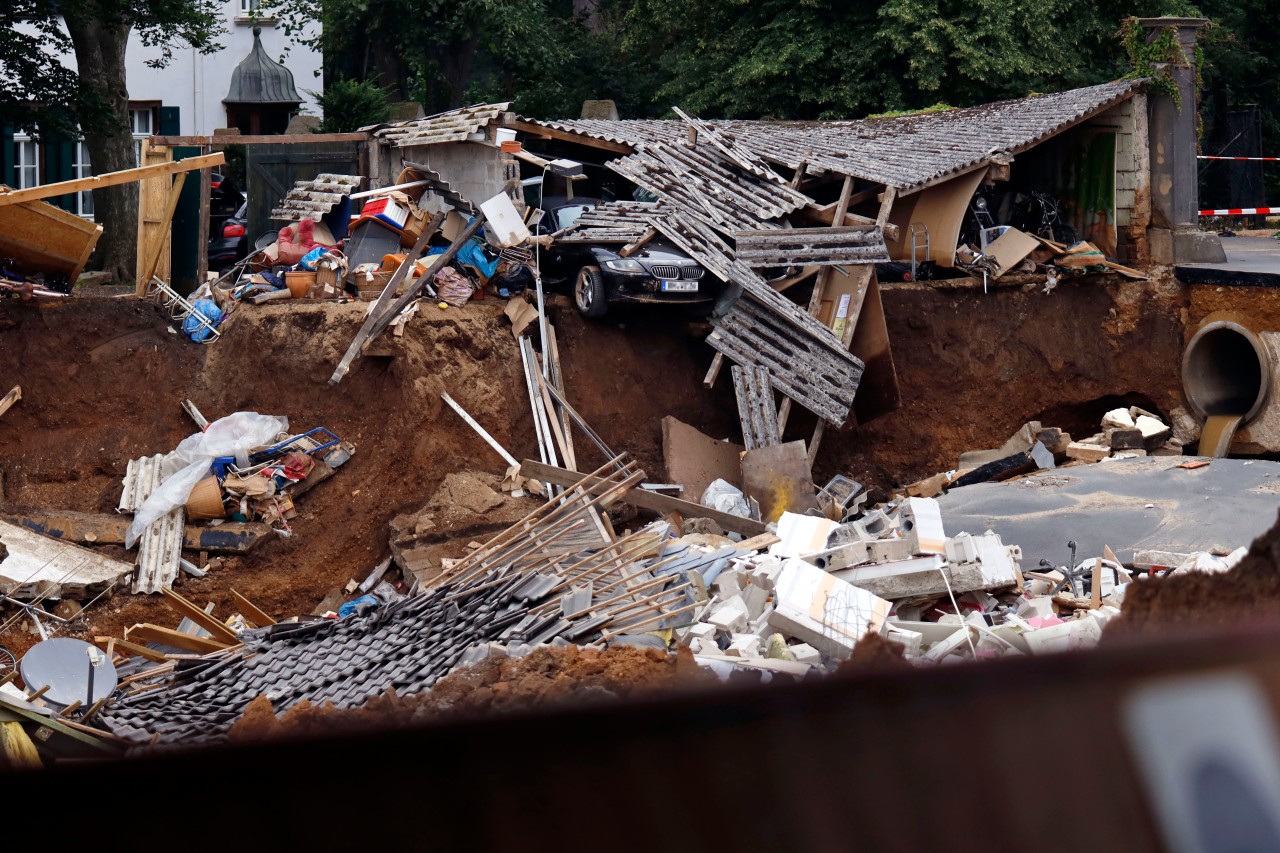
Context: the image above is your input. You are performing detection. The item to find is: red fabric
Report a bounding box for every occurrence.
[277,218,336,266]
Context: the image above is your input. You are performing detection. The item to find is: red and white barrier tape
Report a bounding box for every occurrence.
[1199,207,1280,216]
[1198,156,1280,162]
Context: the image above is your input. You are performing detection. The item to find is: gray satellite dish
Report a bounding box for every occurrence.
[20,638,118,707]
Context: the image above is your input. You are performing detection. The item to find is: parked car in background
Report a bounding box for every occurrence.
[537,198,719,318]
[209,200,249,272]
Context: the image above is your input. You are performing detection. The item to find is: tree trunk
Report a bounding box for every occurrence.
[63,10,136,284]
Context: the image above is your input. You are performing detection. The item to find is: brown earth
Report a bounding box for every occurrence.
[0,272,1192,657]
[1108,506,1280,638]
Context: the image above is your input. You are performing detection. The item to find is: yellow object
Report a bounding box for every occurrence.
[438,302,448,310]
[0,721,42,770]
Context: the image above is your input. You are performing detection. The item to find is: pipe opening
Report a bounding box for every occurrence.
[1182,321,1269,423]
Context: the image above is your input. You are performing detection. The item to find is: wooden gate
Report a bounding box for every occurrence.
[245,141,363,243]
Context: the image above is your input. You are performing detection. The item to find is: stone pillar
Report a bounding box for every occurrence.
[1139,16,1226,264]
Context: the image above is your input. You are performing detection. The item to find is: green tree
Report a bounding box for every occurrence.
[310,78,391,133]
[54,1,224,281]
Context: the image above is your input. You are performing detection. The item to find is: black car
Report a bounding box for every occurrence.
[538,200,717,318]
[209,200,249,272]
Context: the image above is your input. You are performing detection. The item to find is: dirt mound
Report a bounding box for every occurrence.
[0,294,725,653]
[1107,507,1280,638]
[227,645,709,741]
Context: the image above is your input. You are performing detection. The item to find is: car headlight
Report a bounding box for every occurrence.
[603,258,644,272]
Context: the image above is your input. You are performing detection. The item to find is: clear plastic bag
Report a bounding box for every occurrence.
[125,412,289,548]
[701,478,752,519]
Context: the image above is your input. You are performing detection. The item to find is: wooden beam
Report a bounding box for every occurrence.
[151,133,366,146]
[520,458,768,537]
[0,385,20,420]
[124,624,233,655]
[498,119,633,154]
[196,155,210,286]
[0,153,224,207]
[137,172,187,296]
[231,589,277,627]
[160,588,241,644]
[97,636,167,663]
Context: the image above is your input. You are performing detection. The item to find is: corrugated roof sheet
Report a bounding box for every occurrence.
[271,174,363,222]
[520,80,1144,191]
[373,103,511,148]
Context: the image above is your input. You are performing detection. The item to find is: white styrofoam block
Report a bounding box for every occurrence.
[884,625,923,658]
[766,558,890,659]
[1023,617,1103,655]
[770,512,839,559]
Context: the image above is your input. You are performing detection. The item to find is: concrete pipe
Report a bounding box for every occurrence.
[1182,318,1280,454]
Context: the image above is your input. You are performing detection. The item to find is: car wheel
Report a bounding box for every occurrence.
[574,266,608,318]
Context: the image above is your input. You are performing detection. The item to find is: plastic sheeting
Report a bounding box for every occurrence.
[125,412,288,548]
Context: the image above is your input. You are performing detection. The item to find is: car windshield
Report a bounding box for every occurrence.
[555,204,594,231]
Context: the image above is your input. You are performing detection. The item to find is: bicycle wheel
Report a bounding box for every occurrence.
[0,646,16,676]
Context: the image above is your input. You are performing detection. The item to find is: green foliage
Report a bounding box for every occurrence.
[0,0,223,138]
[309,78,391,132]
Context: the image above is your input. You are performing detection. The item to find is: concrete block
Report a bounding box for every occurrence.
[922,625,975,662]
[1135,415,1172,445]
[684,622,717,643]
[741,582,770,620]
[712,570,744,598]
[747,604,774,637]
[828,521,875,547]
[770,512,839,559]
[1151,440,1183,457]
[1017,596,1056,619]
[726,634,762,658]
[803,539,871,572]
[890,619,963,648]
[899,497,946,555]
[1108,428,1145,450]
[747,557,783,591]
[1103,408,1136,429]
[854,509,894,540]
[708,596,749,633]
[1023,617,1103,655]
[1169,406,1201,445]
[1066,442,1110,462]
[789,643,822,665]
[945,532,979,565]
[868,538,914,563]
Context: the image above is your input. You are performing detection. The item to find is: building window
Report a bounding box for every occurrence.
[240,0,259,12]
[73,140,93,219]
[13,134,40,189]
[130,107,154,166]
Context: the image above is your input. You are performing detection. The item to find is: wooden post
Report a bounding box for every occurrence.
[196,147,211,286]
[137,172,187,296]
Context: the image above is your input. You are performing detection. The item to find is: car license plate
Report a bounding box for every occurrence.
[660,281,698,293]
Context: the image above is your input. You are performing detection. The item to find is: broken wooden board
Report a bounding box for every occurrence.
[985,227,1042,278]
[741,441,819,523]
[0,386,20,420]
[0,520,134,600]
[660,416,743,502]
[519,459,766,537]
[1,510,271,553]
[0,198,101,284]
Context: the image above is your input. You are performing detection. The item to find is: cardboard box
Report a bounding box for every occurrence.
[399,205,429,248]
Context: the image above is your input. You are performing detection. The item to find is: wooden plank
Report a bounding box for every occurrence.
[520,458,767,537]
[0,152,224,207]
[0,385,20,420]
[328,211,446,385]
[124,624,233,654]
[159,588,240,644]
[98,636,167,663]
[136,172,187,296]
[231,589,277,627]
[703,353,725,389]
[136,139,174,293]
[0,199,101,282]
[498,119,633,154]
[152,133,367,146]
[196,156,210,286]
